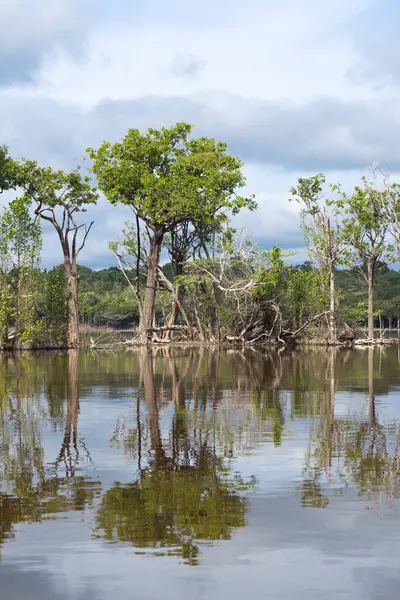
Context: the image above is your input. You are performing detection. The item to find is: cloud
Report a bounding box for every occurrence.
[1,92,400,172]
[170,54,206,78]
[0,0,397,267]
[0,0,97,85]
[347,0,400,87]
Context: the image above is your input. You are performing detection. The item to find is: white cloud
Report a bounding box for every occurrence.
[1,0,399,267]
[36,0,376,107]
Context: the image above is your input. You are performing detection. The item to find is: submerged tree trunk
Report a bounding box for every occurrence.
[367,259,375,340]
[140,228,164,340]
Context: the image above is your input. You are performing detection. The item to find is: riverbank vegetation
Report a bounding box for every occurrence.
[2,125,400,349]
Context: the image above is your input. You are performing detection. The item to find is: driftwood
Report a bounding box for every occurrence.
[146,325,189,333]
[281,311,329,343]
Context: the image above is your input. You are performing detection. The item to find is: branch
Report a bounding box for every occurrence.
[111,248,143,313]
[283,311,329,340]
[77,221,94,256]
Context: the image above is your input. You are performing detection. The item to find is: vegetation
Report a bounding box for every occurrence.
[2,124,400,348]
[87,122,255,341]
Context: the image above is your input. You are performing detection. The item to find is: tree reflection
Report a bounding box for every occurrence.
[0,351,99,554]
[300,347,400,509]
[95,349,253,565]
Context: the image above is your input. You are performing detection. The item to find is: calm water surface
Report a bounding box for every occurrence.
[1,347,400,599]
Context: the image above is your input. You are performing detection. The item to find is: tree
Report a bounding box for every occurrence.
[334,175,394,340]
[0,197,43,346]
[0,145,17,192]
[1,197,42,343]
[87,122,254,341]
[15,162,98,347]
[290,174,347,342]
[43,267,69,343]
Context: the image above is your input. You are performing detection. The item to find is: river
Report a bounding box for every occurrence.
[1,346,400,599]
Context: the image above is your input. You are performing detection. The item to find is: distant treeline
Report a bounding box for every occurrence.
[74,261,400,331]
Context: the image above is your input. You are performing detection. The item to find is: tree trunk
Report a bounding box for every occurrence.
[368,347,376,427]
[140,228,164,340]
[169,260,184,326]
[329,263,336,343]
[140,350,167,467]
[389,314,393,331]
[56,350,79,476]
[367,259,375,340]
[65,260,79,348]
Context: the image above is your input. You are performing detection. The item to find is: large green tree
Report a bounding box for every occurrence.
[87,122,254,340]
[15,162,98,347]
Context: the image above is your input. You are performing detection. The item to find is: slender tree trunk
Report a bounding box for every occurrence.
[389,314,393,331]
[326,349,336,468]
[193,284,204,342]
[367,259,375,340]
[368,347,376,427]
[65,260,79,348]
[170,285,184,325]
[329,263,336,343]
[140,228,164,340]
[168,260,184,326]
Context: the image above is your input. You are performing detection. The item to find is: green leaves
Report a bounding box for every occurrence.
[15,161,99,211]
[336,173,394,264]
[87,122,255,232]
[0,145,19,193]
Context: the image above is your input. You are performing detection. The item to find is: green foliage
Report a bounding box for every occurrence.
[15,161,99,213]
[253,246,286,298]
[0,145,18,192]
[286,269,323,328]
[333,175,394,265]
[78,266,140,327]
[253,247,323,330]
[87,122,255,232]
[94,467,250,565]
[0,289,11,346]
[290,174,349,270]
[0,197,43,346]
[43,267,69,343]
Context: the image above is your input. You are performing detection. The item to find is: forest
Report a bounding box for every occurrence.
[1,122,400,350]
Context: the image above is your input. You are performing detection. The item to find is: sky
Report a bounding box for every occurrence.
[0,0,399,269]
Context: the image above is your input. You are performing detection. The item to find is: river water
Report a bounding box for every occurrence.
[1,347,400,599]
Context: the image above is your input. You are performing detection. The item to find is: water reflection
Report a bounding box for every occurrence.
[1,346,400,574]
[0,351,100,554]
[301,347,400,509]
[95,350,252,565]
